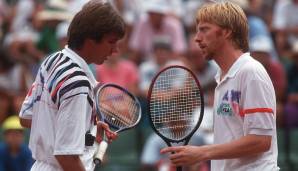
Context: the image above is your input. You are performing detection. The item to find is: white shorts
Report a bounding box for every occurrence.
[31,161,63,171]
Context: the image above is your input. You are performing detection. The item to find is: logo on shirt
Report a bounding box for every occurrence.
[217,89,241,116]
[217,103,233,116]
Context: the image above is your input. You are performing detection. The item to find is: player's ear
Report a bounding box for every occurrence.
[222,29,232,39]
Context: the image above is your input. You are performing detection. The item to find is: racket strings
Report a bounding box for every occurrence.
[150,68,202,141]
[99,87,139,128]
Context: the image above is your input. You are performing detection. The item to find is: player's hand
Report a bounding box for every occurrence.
[160,145,208,166]
[96,121,118,143]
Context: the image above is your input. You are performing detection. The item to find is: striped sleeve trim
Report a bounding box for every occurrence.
[52,80,91,103]
[240,108,274,117]
[48,62,81,92]
[43,52,58,66]
[58,92,93,108]
[47,57,71,84]
[50,70,87,92]
[46,53,62,71]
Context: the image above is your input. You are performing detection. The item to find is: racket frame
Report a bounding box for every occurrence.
[94,83,142,132]
[147,65,204,146]
[93,83,142,165]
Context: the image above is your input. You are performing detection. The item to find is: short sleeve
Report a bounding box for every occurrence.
[19,82,37,119]
[241,79,276,136]
[53,93,89,155]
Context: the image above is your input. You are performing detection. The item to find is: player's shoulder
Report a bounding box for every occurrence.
[239,55,268,76]
[237,55,273,85]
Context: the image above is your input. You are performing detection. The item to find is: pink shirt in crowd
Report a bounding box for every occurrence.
[129,15,186,58]
[95,60,139,89]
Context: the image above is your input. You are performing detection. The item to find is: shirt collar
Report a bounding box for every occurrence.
[215,52,251,84]
[62,45,97,85]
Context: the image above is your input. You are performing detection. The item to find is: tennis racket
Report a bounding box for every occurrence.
[92,83,142,166]
[147,65,204,171]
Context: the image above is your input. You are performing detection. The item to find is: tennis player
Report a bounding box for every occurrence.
[161,2,279,171]
[18,1,125,171]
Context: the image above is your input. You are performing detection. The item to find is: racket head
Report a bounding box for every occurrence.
[147,65,204,144]
[94,83,142,132]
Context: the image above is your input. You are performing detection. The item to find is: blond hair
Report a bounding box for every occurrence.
[196,2,249,52]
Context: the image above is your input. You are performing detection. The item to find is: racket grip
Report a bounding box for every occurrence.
[93,141,108,165]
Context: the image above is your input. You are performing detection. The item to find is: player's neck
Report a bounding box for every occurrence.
[214,46,243,79]
[73,48,92,64]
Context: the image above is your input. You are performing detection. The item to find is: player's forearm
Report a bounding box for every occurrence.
[205,134,271,160]
[55,155,85,171]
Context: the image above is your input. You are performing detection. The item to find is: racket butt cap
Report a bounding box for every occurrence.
[93,158,102,165]
[93,141,108,165]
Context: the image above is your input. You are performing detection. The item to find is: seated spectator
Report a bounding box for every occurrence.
[0,115,34,171]
[139,36,185,97]
[129,0,186,64]
[35,3,72,54]
[0,48,32,124]
[95,41,140,95]
[3,0,44,64]
[272,0,298,56]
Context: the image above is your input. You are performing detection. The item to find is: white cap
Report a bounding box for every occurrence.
[144,0,169,14]
[250,36,272,53]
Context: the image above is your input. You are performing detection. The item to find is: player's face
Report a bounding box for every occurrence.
[90,34,121,65]
[195,22,224,60]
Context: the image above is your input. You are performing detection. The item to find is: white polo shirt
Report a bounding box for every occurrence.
[19,46,98,171]
[211,53,279,171]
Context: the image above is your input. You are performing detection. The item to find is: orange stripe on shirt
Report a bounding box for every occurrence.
[239,108,274,117]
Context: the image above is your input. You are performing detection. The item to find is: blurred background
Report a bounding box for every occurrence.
[0,0,297,171]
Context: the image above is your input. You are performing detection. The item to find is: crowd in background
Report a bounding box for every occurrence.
[0,0,297,171]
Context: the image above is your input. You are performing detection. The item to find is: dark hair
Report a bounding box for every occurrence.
[67,1,126,50]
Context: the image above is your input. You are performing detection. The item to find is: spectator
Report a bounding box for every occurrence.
[0,48,32,124]
[36,3,72,54]
[138,36,185,152]
[3,0,43,63]
[272,0,298,56]
[95,44,140,95]
[138,36,177,97]
[129,0,186,64]
[0,115,34,171]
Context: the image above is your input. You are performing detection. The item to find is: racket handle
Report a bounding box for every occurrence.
[93,141,108,165]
